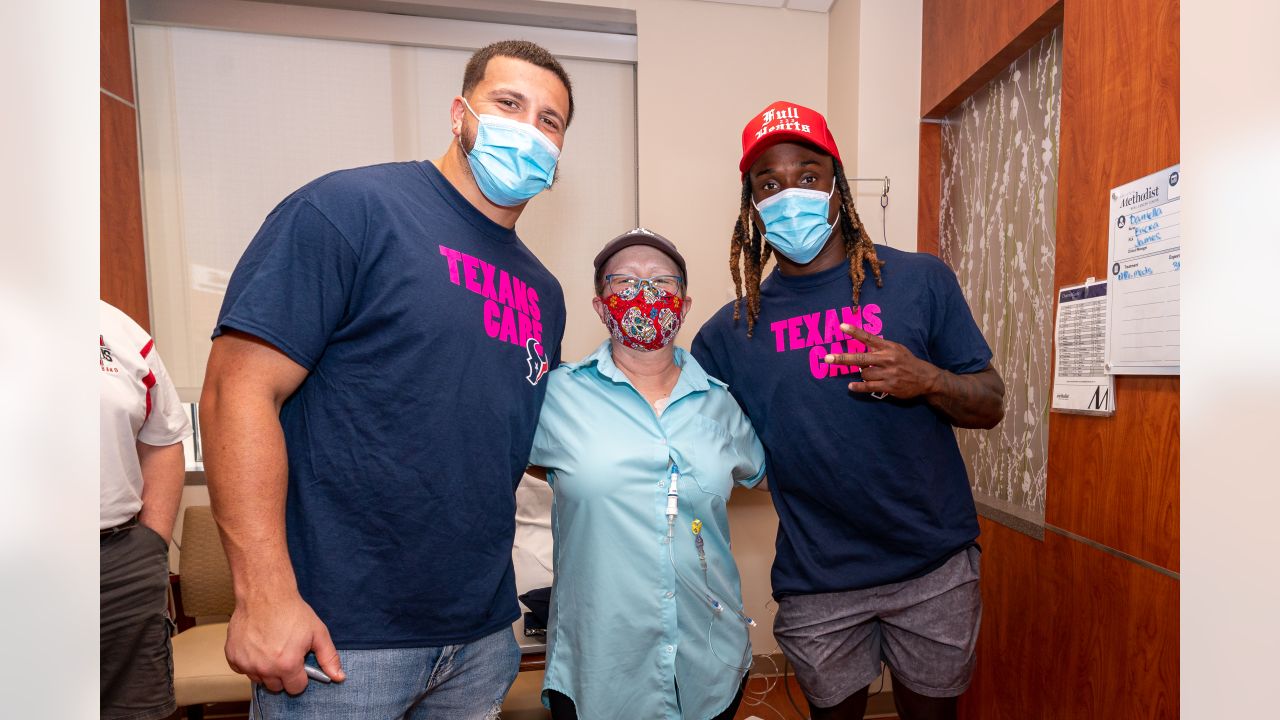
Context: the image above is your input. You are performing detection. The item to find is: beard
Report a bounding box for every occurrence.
[456,118,478,178]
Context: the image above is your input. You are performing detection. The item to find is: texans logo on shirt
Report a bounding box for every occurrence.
[769,304,883,380]
[438,244,547,349]
[525,337,549,386]
[100,335,119,373]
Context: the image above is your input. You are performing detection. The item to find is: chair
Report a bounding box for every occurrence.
[171,505,251,719]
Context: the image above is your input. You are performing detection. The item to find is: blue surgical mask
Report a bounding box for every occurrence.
[462,97,560,207]
[753,185,840,265]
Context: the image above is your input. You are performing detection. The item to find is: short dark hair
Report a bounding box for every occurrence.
[462,40,575,127]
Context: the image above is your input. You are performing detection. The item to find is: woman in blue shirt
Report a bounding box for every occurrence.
[527,228,767,720]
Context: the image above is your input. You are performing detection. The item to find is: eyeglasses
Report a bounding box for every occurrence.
[604,274,685,294]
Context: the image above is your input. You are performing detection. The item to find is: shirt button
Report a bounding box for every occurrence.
[666,645,674,654]
[658,480,665,487]
[665,591,674,599]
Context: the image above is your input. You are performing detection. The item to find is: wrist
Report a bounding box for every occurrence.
[233,567,300,606]
[924,365,948,399]
[137,508,178,539]
[137,516,173,543]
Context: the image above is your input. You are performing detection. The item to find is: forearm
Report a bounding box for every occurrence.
[137,441,186,543]
[200,381,299,602]
[924,366,1005,429]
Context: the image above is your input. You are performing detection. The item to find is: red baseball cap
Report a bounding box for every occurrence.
[739,100,842,175]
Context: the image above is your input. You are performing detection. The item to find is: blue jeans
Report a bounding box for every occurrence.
[251,626,520,720]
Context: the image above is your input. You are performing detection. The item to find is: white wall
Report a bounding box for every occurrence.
[1181,1,1280,716]
[827,0,859,173]
[852,0,922,252]
[556,0,828,652]
[558,0,828,335]
[635,0,829,337]
[637,0,827,653]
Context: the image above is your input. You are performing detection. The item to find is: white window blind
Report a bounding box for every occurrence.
[134,24,637,398]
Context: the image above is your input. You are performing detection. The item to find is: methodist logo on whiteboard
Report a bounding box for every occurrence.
[1103,164,1181,376]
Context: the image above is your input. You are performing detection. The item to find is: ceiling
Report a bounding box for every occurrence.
[690,0,836,12]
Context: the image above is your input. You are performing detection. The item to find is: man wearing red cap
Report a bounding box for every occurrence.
[691,101,1005,720]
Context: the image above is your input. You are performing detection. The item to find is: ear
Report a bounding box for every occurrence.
[679,294,694,318]
[450,96,468,138]
[744,182,762,234]
[591,295,608,324]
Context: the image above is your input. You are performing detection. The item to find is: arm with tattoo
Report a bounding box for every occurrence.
[922,365,1005,429]
[823,324,1005,429]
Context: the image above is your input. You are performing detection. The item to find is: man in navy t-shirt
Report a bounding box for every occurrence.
[692,102,1005,720]
[199,41,572,718]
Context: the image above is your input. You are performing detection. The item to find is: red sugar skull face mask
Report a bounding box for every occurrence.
[603,279,685,351]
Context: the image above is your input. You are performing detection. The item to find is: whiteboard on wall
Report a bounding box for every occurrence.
[1104,164,1181,375]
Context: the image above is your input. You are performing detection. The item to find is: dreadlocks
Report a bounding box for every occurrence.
[730,158,885,337]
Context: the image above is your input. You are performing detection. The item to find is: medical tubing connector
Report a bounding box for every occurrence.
[665,463,680,536]
[663,463,757,632]
[694,526,709,586]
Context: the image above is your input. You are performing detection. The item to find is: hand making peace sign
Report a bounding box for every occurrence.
[821,323,943,400]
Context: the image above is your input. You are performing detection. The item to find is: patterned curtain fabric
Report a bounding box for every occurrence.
[939,29,1062,535]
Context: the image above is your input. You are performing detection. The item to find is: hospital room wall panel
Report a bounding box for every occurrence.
[960,517,1179,719]
[101,0,134,103]
[1048,0,1180,570]
[919,0,1179,717]
[101,0,149,329]
[915,121,940,256]
[1047,377,1179,571]
[920,0,1062,118]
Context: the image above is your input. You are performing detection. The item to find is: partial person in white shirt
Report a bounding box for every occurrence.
[100,299,192,720]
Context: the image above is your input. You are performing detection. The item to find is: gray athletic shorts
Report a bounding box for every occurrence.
[773,546,981,707]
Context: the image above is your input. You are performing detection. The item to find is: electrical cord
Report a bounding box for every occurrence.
[880,182,890,246]
[739,652,791,719]
[869,662,886,697]
[736,598,805,720]
[783,656,807,719]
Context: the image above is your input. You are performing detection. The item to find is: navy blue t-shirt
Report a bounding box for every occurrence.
[213,161,565,648]
[691,246,991,598]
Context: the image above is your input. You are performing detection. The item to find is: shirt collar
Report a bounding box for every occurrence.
[572,339,726,397]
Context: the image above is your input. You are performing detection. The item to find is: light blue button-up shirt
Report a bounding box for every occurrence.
[529,340,766,720]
